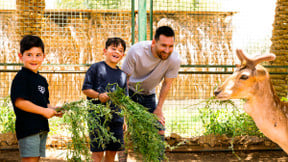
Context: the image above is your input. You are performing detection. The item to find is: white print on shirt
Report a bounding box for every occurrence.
[38,85,45,94]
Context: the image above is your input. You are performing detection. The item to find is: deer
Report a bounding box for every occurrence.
[214,49,288,153]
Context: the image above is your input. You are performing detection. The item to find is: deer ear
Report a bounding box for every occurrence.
[255,66,267,80]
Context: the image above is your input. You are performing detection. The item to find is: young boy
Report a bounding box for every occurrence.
[10,35,61,162]
[82,37,127,162]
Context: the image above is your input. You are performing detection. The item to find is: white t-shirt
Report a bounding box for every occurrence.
[121,41,181,95]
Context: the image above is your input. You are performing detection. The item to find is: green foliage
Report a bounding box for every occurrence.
[199,97,263,137]
[166,112,203,136]
[281,97,288,102]
[0,97,15,134]
[59,99,117,161]
[59,86,166,162]
[108,85,166,162]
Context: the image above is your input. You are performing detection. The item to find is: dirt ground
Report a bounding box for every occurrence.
[1,149,288,162]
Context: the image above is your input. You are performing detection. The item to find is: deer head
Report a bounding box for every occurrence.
[214,49,276,100]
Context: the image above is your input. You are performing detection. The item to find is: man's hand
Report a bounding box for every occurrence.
[153,108,165,126]
[99,92,110,103]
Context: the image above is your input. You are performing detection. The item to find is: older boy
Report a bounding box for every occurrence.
[82,37,127,162]
[10,35,61,162]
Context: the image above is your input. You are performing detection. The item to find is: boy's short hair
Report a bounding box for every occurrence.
[154,26,175,41]
[105,37,126,52]
[20,35,44,54]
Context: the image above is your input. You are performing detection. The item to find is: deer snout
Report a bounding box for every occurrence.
[214,88,222,97]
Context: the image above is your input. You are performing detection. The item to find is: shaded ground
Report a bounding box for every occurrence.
[165,151,288,162]
[1,149,288,162]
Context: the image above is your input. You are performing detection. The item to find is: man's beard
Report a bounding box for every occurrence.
[157,51,171,60]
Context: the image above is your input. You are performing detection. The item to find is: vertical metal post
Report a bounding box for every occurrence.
[131,0,135,44]
[138,0,147,41]
[150,0,153,40]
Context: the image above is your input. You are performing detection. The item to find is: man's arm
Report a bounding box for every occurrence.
[15,98,56,119]
[153,77,175,126]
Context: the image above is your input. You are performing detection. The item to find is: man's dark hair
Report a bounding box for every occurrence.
[105,37,126,52]
[154,26,175,41]
[20,35,44,54]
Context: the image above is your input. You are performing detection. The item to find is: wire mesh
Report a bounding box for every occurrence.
[0,0,286,154]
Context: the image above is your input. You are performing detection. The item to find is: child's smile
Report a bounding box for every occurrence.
[104,45,125,68]
[18,47,45,73]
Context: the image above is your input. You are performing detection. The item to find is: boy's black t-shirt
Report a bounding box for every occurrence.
[10,67,50,140]
[82,61,127,124]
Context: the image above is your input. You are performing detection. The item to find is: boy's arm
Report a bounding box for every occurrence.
[82,89,100,99]
[15,98,56,119]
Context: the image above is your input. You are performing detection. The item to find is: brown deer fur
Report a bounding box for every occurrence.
[214,49,288,153]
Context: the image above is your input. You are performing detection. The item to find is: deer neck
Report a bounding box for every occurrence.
[244,78,287,119]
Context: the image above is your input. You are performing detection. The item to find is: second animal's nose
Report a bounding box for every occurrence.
[214,90,221,96]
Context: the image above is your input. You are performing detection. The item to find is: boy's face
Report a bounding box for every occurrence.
[18,47,45,73]
[104,44,125,65]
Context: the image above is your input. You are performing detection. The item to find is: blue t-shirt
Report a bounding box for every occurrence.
[10,67,50,140]
[82,61,127,124]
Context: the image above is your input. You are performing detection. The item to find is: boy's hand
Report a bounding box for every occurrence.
[51,106,64,117]
[42,108,57,119]
[98,92,110,103]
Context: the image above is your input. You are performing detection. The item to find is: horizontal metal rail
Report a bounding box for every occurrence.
[1,63,287,68]
[0,64,287,74]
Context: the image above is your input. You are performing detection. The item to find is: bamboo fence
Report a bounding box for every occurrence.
[0,8,236,103]
[270,0,288,98]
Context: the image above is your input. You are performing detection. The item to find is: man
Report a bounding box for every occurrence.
[119,26,181,161]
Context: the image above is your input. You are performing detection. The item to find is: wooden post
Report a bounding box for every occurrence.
[270,0,288,98]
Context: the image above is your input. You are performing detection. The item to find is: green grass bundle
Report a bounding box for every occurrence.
[58,100,117,161]
[199,97,263,137]
[108,86,166,162]
[58,85,165,161]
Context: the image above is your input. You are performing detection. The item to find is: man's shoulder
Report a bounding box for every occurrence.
[130,41,151,51]
[128,41,152,58]
[168,51,181,64]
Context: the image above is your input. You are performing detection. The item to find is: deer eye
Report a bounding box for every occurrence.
[240,74,249,80]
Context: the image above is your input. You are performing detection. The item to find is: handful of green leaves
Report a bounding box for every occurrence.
[108,86,166,161]
[59,86,165,161]
[58,100,117,161]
